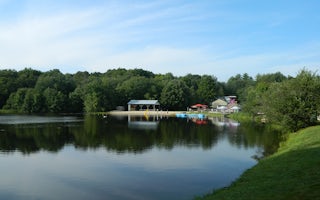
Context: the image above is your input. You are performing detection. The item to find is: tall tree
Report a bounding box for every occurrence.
[0,69,19,108]
[84,92,100,113]
[43,88,66,113]
[83,78,105,112]
[226,73,254,102]
[35,69,75,95]
[243,72,287,118]
[127,68,155,78]
[17,68,42,88]
[22,89,36,113]
[181,74,201,104]
[263,69,320,131]
[197,75,217,104]
[68,87,84,113]
[116,76,151,100]
[3,88,28,111]
[256,72,287,83]
[72,71,90,86]
[160,79,191,110]
[242,82,269,118]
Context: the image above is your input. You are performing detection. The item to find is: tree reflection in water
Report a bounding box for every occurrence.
[0,115,284,156]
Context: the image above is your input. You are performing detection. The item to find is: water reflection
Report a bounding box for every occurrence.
[209,116,240,128]
[0,115,82,124]
[0,115,283,157]
[0,114,286,200]
[128,115,160,130]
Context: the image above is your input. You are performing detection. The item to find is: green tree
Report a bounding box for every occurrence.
[3,88,28,111]
[0,69,19,108]
[84,92,100,113]
[154,73,175,88]
[160,79,191,110]
[243,72,288,118]
[43,88,66,113]
[68,87,84,113]
[22,89,36,113]
[4,88,45,113]
[127,68,155,78]
[242,82,268,118]
[32,90,46,113]
[116,76,151,100]
[83,78,105,112]
[197,75,217,104]
[263,69,320,131]
[256,72,287,83]
[181,74,201,104]
[72,71,90,86]
[34,69,76,112]
[226,73,254,102]
[17,68,42,88]
[35,69,75,95]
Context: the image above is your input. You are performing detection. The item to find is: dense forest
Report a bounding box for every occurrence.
[0,67,319,131]
[0,68,226,113]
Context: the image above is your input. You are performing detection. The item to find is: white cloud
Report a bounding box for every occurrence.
[0,1,194,71]
[83,46,211,75]
[205,45,320,81]
[0,1,319,80]
[83,41,320,81]
[0,7,106,70]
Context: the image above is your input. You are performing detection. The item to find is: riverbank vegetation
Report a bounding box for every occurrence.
[196,125,320,200]
[243,69,320,132]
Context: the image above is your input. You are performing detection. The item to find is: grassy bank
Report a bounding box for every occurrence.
[227,112,253,122]
[0,109,19,114]
[196,125,320,200]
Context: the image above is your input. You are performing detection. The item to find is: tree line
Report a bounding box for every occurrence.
[243,69,320,131]
[0,68,225,113]
[0,67,319,131]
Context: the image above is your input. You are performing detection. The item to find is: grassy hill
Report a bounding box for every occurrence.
[196,126,320,200]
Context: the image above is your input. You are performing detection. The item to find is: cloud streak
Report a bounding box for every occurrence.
[0,1,319,80]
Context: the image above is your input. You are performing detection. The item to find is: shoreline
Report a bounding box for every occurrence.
[105,110,226,118]
[196,125,320,200]
[107,110,181,116]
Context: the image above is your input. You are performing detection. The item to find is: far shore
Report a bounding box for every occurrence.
[107,110,181,116]
[106,110,227,118]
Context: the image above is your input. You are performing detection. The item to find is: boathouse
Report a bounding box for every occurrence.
[127,100,160,111]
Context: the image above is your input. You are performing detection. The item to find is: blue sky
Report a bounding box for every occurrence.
[0,0,319,81]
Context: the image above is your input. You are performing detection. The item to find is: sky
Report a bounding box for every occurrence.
[0,0,319,81]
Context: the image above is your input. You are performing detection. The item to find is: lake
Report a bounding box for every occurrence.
[0,114,284,200]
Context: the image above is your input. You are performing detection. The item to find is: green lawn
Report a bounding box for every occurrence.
[196,125,320,200]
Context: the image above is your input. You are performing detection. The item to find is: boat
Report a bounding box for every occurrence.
[176,113,206,119]
[176,113,188,118]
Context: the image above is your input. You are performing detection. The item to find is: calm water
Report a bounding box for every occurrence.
[0,114,283,200]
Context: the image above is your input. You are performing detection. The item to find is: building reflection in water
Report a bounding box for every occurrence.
[190,118,208,125]
[128,115,162,130]
[209,117,240,128]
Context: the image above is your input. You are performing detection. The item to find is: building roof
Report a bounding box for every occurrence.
[212,99,228,105]
[128,100,160,105]
[191,104,208,108]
